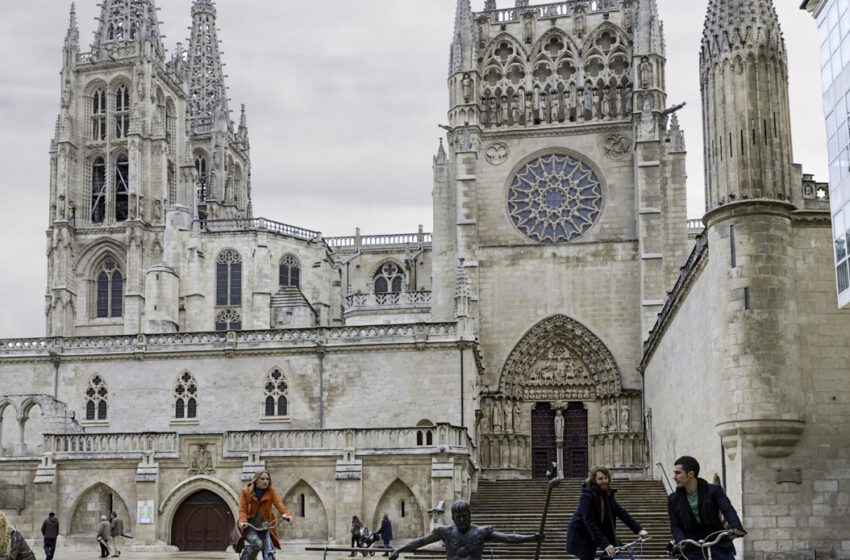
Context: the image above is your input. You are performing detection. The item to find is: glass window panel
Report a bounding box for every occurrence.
[97,401,107,420]
[265,396,275,417]
[187,398,197,418]
[829,133,840,161]
[278,396,287,416]
[823,39,833,68]
[824,64,834,91]
[841,149,850,180]
[97,271,109,318]
[86,401,95,420]
[230,263,241,305]
[827,110,838,138]
[838,261,850,293]
[833,52,844,78]
[839,121,849,150]
[843,37,850,70]
[216,263,228,306]
[831,156,842,187]
[111,271,123,318]
[843,4,850,32]
[175,399,184,418]
[829,2,839,30]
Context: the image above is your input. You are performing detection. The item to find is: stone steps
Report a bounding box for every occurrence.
[468,479,672,559]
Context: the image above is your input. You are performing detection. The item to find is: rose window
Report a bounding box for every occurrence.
[507,153,603,243]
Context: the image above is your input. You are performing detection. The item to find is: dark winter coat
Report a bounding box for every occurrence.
[110,517,124,537]
[40,517,59,539]
[566,484,642,559]
[378,517,393,541]
[667,478,743,554]
[2,528,37,560]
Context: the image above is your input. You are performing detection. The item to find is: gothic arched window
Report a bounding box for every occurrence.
[263,368,289,417]
[374,262,404,294]
[174,371,198,419]
[195,155,208,201]
[215,309,241,332]
[92,89,107,141]
[96,257,123,318]
[115,85,130,139]
[279,255,301,288]
[167,162,176,204]
[91,157,107,223]
[216,250,242,306]
[85,374,108,421]
[115,154,129,222]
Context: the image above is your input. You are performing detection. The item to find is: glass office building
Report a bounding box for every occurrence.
[804,0,850,306]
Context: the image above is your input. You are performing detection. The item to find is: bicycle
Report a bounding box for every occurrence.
[597,536,652,560]
[239,515,292,560]
[672,529,746,560]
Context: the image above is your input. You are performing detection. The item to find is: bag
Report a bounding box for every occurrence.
[230,523,245,553]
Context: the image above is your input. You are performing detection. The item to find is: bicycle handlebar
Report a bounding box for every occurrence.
[241,515,292,532]
[615,536,651,552]
[675,529,745,549]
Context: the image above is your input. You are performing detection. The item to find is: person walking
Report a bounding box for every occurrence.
[667,456,745,560]
[349,516,363,556]
[237,470,293,560]
[566,466,648,560]
[0,512,36,560]
[109,512,124,557]
[40,512,59,560]
[96,515,111,558]
[377,513,393,555]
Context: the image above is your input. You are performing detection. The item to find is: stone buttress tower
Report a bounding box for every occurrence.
[432,0,688,479]
[700,0,806,523]
[46,0,186,336]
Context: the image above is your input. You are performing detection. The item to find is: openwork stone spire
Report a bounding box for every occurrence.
[700,0,793,210]
[448,0,473,76]
[186,0,229,131]
[65,3,80,51]
[92,0,165,61]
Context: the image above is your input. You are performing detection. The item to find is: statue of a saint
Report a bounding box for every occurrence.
[550,91,561,123]
[500,95,509,126]
[620,403,630,431]
[492,400,504,432]
[601,86,611,119]
[388,501,542,560]
[503,401,513,432]
[462,73,472,102]
[554,409,565,441]
[640,56,653,89]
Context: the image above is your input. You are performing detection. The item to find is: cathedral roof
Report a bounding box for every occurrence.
[700,0,786,68]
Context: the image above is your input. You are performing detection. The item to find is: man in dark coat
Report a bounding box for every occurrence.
[376,513,393,555]
[40,512,59,560]
[667,456,745,560]
[566,466,648,560]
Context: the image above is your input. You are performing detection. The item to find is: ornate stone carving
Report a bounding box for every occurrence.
[188,443,214,474]
[485,142,509,165]
[500,315,622,401]
[507,153,603,244]
[602,133,632,160]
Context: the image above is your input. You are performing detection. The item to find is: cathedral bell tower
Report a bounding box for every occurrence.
[700,0,806,493]
[46,0,187,336]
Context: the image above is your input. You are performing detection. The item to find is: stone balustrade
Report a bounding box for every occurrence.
[0,323,459,357]
[224,425,474,458]
[43,432,180,460]
[327,232,432,249]
[483,0,619,22]
[201,217,321,241]
[343,291,432,312]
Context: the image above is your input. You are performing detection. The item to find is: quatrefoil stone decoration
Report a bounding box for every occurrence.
[507,153,603,243]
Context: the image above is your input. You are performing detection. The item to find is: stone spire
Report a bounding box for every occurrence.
[63,3,80,69]
[92,0,165,61]
[634,0,664,56]
[186,0,229,132]
[237,104,250,146]
[434,138,448,166]
[449,0,474,76]
[700,0,793,210]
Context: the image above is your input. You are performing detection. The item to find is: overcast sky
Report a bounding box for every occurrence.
[0,0,826,339]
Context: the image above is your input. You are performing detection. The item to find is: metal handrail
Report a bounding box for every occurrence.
[656,462,673,494]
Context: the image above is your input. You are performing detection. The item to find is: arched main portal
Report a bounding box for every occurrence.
[482,315,633,479]
[171,490,232,551]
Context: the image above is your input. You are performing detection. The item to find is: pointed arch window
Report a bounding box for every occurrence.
[195,155,208,201]
[263,369,289,417]
[91,157,107,223]
[96,258,123,318]
[215,308,241,332]
[85,375,108,421]
[168,162,177,204]
[374,262,404,296]
[279,255,301,288]
[115,154,129,222]
[92,89,107,141]
[216,250,242,306]
[115,85,130,139]
[174,371,198,419]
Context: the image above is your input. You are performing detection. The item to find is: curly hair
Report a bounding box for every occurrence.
[585,466,612,487]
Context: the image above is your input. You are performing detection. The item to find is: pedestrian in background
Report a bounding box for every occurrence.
[96,515,111,558]
[109,512,124,557]
[377,513,393,555]
[41,512,59,560]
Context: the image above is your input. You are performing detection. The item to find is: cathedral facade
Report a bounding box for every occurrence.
[0,0,848,558]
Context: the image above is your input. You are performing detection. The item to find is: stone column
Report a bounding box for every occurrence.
[554,408,565,479]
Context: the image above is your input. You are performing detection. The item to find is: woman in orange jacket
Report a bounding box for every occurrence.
[238,470,293,560]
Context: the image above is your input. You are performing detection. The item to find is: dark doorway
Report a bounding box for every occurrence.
[531,402,556,479]
[564,402,589,479]
[171,490,232,551]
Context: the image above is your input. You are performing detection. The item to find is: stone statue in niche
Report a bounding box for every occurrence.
[480,414,491,434]
[523,13,534,44]
[61,80,72,109]
[554,409,565,441]
[503,401,513,432]
[592,87,601,120]
[500,94,509,126]
[58,195,66,220]
[574,11,586,38]
[620,402,630,431]
[136,70,146,99]
[154,199,163,222]
[189,443,214,474]
[462,73,472,103]
[511,94,520,125]
[492,400,504,432]
[616,85,626,117]
[640,56,653,89]
[550,90,561,123]
[625,85,633,113]
[513,402,522,430]
[601,86,611,118]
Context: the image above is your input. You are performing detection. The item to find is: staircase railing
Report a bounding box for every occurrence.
[656,462,673,494]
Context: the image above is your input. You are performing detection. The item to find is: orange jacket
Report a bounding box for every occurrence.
[238,485,293,549]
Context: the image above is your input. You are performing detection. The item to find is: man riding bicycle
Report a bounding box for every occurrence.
[667,457,745,560]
